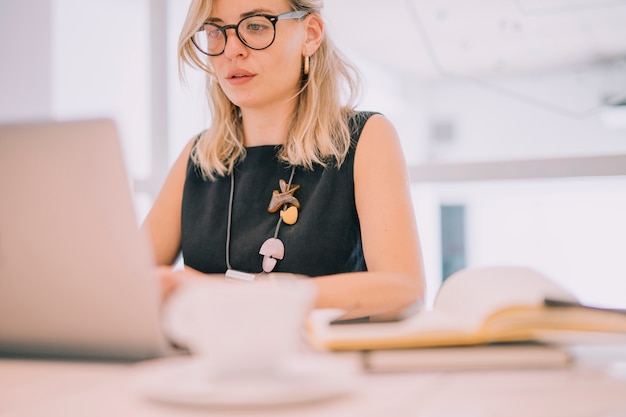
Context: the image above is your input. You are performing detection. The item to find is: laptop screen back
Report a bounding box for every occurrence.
[0,119,170,360]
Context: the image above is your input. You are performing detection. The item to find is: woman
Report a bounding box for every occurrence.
[143,0,425,320]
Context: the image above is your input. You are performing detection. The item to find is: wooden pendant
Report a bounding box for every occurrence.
[268,179,300,213]
[280,206,299,225]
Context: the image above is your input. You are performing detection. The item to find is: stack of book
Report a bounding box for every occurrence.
[307,266,626,372]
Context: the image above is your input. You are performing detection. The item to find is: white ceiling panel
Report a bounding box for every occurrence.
[323,0,626,79]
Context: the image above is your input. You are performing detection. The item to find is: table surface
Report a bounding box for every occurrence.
[2,345,626,417]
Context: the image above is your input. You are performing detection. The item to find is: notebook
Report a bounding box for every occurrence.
[0,118,173,361]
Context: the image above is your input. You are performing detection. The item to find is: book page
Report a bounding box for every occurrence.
[307,308,478,350]
[434,266,578,329]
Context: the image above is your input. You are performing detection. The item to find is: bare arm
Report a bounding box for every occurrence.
[309,114,425,319]
[141,139,195,266]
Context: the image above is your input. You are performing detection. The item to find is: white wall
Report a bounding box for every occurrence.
[165,0,210,164]
[0,0,53,122]
[1,0,154,220]
[424,64,626,162]
[415,177,626,308]
[51,0,151,182]
[419,66,626,308]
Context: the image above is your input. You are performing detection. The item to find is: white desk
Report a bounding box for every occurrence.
[2,346,626,417]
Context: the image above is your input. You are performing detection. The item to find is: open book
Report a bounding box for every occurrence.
[308,266,626,352]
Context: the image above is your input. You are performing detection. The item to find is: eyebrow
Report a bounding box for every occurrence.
[206,8,277,24]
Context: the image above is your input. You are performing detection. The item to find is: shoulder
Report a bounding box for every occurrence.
[353,113,405,175]
[355,112,401,153]
[172,134,201,179]
[347,111,381,139]
[182,135,198,165]
[347,111,397,144]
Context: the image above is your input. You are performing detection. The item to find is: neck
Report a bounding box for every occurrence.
[240,100,297,147]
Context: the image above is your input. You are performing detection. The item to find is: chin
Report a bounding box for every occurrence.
[228,97,261,110]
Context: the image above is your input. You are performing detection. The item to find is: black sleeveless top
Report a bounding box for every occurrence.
[181,111,376,277]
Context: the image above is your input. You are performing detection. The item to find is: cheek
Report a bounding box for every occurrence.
[207,57,221,75]
[275,54,302,84]
[272,45,304,85]
[272,32,305,77]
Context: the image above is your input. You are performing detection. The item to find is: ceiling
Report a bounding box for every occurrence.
[322,0,626,81]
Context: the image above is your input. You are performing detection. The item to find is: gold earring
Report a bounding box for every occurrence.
[303,55,310,76]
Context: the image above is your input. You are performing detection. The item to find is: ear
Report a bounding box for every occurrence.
[302,13,324,56]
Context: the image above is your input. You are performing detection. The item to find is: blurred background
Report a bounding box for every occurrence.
[1,0,625,308]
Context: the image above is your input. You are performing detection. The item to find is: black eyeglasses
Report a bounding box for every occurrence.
[191,10,309,56]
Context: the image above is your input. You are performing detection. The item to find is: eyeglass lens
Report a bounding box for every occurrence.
[193,15,276,56]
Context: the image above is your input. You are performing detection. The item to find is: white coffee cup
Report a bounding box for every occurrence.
[162,277,316,379]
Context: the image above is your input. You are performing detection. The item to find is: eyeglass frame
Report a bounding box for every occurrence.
[191,10,309,56]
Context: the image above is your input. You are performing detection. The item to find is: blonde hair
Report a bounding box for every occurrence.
[178,0,362,180]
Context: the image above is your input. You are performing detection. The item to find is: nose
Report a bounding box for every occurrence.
[222,27,247,58]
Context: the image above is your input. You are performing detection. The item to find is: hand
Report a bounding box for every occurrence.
[155,266,225,302]
[155,266,180,302]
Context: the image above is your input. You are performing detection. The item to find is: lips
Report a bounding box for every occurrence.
[226,69,255,80]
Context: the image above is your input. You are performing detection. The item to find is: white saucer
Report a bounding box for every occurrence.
[134,354,361,407]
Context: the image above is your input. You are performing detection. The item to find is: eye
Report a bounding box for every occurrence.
[241,16,271,34]
[246,22,269,31]
[204,25,223,40]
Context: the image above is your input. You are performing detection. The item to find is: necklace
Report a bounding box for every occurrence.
[224,165,299,281]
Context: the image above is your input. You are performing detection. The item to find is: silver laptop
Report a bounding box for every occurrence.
[0,119,172,361]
